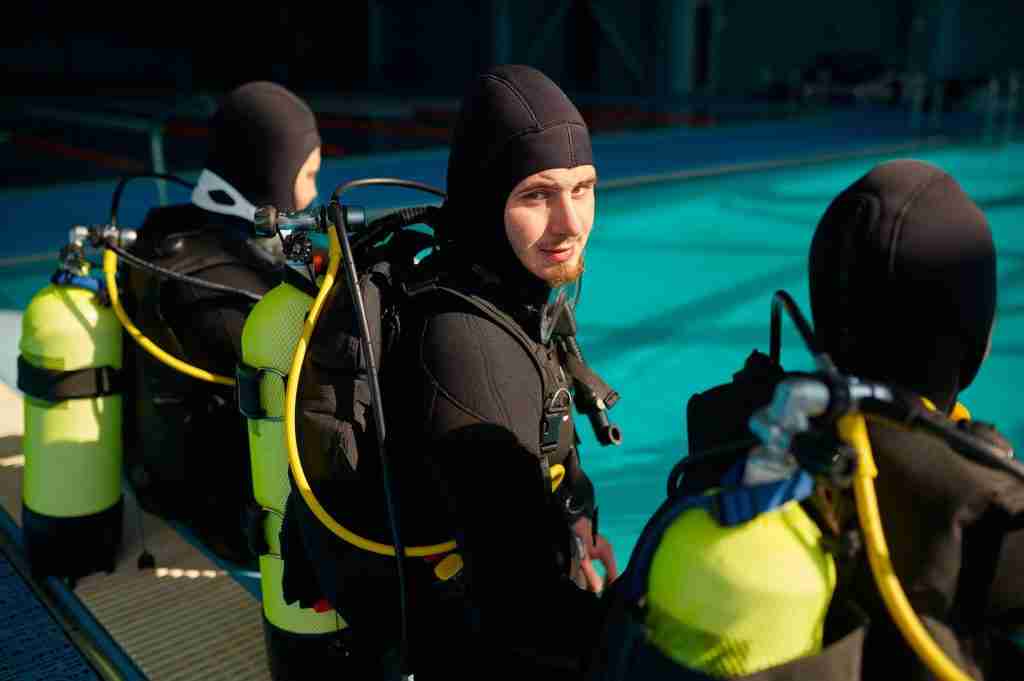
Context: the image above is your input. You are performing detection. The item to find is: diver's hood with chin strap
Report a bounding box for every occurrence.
[203,80,321,214]
[438,64,593,315]
[172,79,319,271]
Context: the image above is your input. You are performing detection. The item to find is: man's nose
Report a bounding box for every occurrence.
[550,192,583,237]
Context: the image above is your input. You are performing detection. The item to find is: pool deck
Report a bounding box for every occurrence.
[0,381,273,680]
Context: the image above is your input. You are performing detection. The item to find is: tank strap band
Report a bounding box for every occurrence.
[50,270,108,300]
[17,354,121,401]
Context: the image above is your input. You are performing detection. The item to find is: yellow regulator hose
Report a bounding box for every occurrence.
[839,412,973,681]
[282,226,457,557]
[103,249,234,386]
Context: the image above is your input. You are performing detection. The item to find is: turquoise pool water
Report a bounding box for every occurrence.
[2,140,1020,572]
[578,143,1024,566]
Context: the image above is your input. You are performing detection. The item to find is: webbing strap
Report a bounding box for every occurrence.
[17,355,121,401]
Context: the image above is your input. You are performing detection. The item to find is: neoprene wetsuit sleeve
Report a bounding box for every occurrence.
[420,309,545,448]
[420,305,600,540]
[432,423,606,677]
[416,308,607,675]
[987,514,1024,627]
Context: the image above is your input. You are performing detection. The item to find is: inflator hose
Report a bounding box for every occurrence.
[103,249,236,386]
[840,413,973,681]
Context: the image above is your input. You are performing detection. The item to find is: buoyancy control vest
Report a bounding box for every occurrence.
[592,350,1024,681]
[281,259,614,609]
[121,209,262,534]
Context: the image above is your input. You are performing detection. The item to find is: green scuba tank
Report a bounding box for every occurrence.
[645,498,836,677]
[18,271,124,581]
[239,271,346,679]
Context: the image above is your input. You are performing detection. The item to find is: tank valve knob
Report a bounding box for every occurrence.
[96,225,138,250]
[254,205,279,237]
[68,225,91,248]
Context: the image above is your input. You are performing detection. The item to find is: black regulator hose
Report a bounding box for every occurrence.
[329,200,409,672]
[105,243,262,303]
[331,177,447,202]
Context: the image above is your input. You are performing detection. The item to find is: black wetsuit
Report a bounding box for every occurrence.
[285,268,604,677]
[624,160,1024,680]
[851,419,1024,680]
[807,160,1023,679]
[281,65,606,679]
[124,206,284,562]
[124,81,320,563]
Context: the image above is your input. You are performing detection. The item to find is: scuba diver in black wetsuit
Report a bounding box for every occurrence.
[123,81,322,563]
[279,65,619,679]
[801,159,1023,679]
[595,159,1023,680]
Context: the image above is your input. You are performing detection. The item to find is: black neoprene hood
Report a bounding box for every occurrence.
[205,81,321,212]
[441,65,594,294]
[809,159,997,410]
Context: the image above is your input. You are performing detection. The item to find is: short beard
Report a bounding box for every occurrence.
[543,254,585,288]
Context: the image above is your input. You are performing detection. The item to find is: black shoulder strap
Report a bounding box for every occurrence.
[281,264,320,298]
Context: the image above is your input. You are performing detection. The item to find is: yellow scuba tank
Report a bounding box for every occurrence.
[645,498,836,678]
[18,265,124,581]
[238,267,346,678]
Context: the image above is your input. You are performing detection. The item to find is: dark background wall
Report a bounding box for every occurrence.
[715,0,915,94]
[2,1,1021,102]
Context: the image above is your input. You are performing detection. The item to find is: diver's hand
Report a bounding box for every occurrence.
[572,517,619,592]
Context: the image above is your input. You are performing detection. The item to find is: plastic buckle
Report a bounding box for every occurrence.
[541,387,572,454]
[433,553,464,582]
[541,408,569,454]
[235,363,287,421]
[243,502,270,557]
